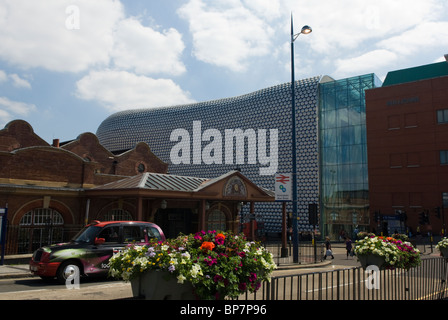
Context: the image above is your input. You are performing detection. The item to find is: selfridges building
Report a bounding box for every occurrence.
[97,73,381,239]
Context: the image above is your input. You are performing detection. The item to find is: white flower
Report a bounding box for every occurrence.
[190,263,203,278]
[177,274,186,284]
[181,252,191,260]
[122,271,131,281]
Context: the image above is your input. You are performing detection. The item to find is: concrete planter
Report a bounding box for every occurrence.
[358,254,387,270]
[440,247,448,259]
[131,271,196,300]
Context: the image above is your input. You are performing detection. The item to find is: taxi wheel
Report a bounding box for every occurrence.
[56,260,82,284]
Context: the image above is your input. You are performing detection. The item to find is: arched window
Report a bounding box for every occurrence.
[18,208,64,253]
[103,209,133,221]
[20,208,64,226]
[207,209,227,231]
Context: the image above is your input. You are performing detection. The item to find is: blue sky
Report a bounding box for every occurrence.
[0,0,447,143]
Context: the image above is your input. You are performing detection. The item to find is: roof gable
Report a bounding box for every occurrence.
[0,120,49,152]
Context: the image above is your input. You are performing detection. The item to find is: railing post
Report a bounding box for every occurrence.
[266,279,271,300]
[336,269,340,300]
[318,272,322,300]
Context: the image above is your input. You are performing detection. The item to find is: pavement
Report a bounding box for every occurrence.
[0,244,442,300]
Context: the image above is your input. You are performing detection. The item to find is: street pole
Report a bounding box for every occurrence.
[290,14,299,263]
[290,14,312,263]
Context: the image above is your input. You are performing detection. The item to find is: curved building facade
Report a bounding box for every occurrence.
[97,74,380,238]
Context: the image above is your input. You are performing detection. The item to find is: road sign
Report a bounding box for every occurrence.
[275,174,292,201]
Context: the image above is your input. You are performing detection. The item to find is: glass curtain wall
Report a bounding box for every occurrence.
[319,74,381,240]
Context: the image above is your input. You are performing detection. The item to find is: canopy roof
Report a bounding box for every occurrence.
[87,170,275,202]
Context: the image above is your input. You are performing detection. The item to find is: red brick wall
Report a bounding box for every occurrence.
[366,76,448,234]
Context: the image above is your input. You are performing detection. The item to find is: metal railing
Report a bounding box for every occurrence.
[2,225,82,255]
[239,257,447,300]
[263,241,324,266]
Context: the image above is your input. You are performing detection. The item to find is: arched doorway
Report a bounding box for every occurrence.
[207,209,227,231]
[18,208,65,253]
[206,204,231,232]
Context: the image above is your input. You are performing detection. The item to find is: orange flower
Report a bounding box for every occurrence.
[200,241,215,251]
[215,233,225,245]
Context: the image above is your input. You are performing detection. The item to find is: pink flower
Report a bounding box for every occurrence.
[249,272,257,282]
[239,282,247,291]
[214,275,223,282]
[194,234,203,241]
[204,256,217,266]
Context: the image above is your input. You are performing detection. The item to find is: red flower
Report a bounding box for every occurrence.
[200,241,215,251]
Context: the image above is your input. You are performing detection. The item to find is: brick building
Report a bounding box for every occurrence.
[366,61,448,236]
[0,120,273,255]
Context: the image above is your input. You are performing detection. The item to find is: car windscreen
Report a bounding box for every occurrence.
[72,226,102,243]
[146,226,163,241]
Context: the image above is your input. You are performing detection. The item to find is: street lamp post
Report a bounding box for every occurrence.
[290,14,312,263]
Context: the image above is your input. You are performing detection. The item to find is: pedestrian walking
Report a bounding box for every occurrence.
[345,237,353,259]
[323,236,334,259]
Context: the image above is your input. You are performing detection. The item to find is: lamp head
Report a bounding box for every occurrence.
[301,25,312,34]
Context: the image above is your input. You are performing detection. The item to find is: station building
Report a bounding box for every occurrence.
[0,120,273,254]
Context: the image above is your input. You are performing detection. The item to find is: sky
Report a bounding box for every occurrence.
[0,0,447,144]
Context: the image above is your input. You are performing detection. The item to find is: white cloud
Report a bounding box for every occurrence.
[277,0,448,79]
[0,0,123,72]
[242,0,281,21]
[378,21,448,56]
[0,1,187,77]
[287,0,444,53]
[111,17,186,76]
[9,74,31,89]
[0,70,6,83]
[178,0,275,72]
[0,96,36,127]
[0,96,36,116]
[75,70,195,111]
[0,70,31,88]
[334,49,398,78]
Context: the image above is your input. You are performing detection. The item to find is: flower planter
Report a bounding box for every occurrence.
[131,271,196,300]
[358,254,386,270]
[354,235,421,270]
[109,230,277,300]
[440,247,448,259]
